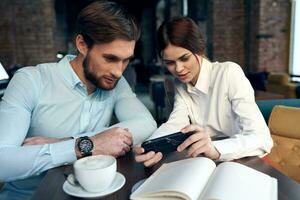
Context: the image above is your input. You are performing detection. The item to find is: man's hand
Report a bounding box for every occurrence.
[133,145,163,167]
[88,127,133,158]
[177,124,220,160]
[22,136,70,146]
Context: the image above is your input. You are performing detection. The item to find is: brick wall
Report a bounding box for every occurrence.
[211,0,246,68]
[0,0,291,74]
[256,0,290,72]
[210,0,290,73]
[0,0,64,70]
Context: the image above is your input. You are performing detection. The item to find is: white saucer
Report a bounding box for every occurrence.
[63,172,125,198]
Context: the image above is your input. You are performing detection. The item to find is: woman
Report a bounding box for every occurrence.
[134,17,273,167]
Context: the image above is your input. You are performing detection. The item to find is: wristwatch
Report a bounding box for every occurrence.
[77,136,94,157]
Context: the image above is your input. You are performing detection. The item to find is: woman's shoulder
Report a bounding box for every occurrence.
[212,61,244,76]
[212,60,242,69]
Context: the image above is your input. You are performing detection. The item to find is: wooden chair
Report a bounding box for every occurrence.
[266,105,300,183]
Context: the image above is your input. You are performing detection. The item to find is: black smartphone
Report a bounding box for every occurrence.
[141,132,193,154]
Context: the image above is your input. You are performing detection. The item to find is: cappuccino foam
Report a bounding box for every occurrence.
[76,156,113,170]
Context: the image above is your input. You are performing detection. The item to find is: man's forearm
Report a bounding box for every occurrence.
[0,142,73,182]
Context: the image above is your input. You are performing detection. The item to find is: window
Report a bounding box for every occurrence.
[290,0,300,82]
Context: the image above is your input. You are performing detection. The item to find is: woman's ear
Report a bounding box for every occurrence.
[75,34,88,56]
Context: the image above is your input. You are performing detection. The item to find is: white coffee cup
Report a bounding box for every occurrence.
[73,155,116,193]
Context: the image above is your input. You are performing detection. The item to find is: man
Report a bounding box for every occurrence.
[0,1,156,199]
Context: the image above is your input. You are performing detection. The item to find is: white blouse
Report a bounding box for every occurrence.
[151,58,273,161]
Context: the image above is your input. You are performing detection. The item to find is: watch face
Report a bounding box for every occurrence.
[79,138,93,154]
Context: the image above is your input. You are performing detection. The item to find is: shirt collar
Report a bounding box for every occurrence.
[187,57,212,95]
[57,55,82,89]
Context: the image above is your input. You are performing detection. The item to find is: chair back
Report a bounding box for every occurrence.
[266,73,298,98]
[256,99,300,122]
[267,105,300,183]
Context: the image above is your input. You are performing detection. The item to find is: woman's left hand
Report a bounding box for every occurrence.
[177,124,220,160]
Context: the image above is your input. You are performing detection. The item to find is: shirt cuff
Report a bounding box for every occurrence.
[50,139,77,165]
[213,140,237,161]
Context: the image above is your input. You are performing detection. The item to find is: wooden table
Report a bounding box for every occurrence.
[32,152,300,200]
[255,90,285,100]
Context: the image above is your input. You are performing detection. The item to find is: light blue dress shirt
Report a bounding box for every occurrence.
[0,55,156,199]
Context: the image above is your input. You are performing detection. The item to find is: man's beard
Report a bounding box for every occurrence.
[82,55,120,91]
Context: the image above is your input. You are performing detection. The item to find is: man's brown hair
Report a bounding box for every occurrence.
[76,1,140,48]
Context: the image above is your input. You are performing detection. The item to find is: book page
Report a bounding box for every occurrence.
[131,157,216,200]
[198,162,278,200]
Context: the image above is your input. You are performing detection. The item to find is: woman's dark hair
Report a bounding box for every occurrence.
[76,1,140,48]
[157,16,206,57]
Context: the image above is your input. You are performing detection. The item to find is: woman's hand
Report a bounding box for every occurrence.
[133,145,163,167]
[177,124,220,160]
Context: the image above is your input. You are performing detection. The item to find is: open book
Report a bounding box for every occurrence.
[130,157,277,200]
